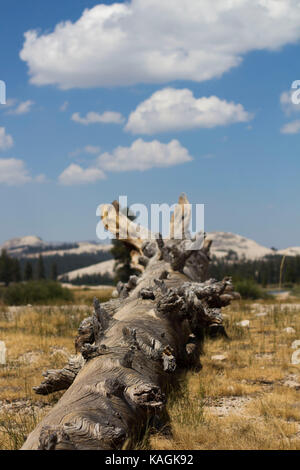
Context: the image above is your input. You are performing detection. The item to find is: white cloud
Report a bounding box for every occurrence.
[20,1,300,89]
[59,163,106,185]
[280,120,300,134]
[0,158,45,185]
[0,127,14,151]
[59,139,192,184]
[7,100,34,115]
[0,158,32,185]
[97,139,193,172]
[72,111,124,125]
[126,88,252,134]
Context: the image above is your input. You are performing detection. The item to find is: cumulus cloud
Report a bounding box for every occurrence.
[280,120,300,134]
[59,164,106,185]
[0,158,39,185]
[71,111,124,125]
[97,139,192,172]
[20,1,300,89]
[7,100,34,115]
[126,88,252,134]
[0,127,14,151]
[59,139,192,184]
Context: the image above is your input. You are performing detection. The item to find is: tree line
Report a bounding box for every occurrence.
[19,251,112,280]
[0,249,114,287]
[3,246,300,288]
[208,254,300,286]
[61,273,113,286]
[0,250,58,286]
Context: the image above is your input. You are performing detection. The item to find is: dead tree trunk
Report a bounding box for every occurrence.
[22,194,238,450]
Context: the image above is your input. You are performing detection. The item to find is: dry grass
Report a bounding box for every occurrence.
[1,311,74,398]
[72,286,114,305]
[0,286,113,450]
[0,286,112,450]
[0,294,300,450]
[148,299,300,450]
[0,304,92,449]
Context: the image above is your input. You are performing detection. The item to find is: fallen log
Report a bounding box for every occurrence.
[22,194,238,450]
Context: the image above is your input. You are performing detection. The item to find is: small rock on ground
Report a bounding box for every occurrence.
[291,350,300,365]
[236,320,250,327]
[284,379,300,390]
[291,340,300,350]
[211,354,227,361]
[283,327,296,334]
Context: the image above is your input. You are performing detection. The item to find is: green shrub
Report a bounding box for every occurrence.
[0,281,73,306]
[234,279,267,300]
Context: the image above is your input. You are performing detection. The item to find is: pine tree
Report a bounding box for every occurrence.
[37,255,46,280]
[12,259,22,283]
[50,262,58,281]
[24,261,33,281]
[0,250,13,286]
[111,207,138,283]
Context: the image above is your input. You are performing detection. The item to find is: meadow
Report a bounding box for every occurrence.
[0,290,300,450]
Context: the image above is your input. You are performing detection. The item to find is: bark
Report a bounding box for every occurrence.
[22,194,238,450]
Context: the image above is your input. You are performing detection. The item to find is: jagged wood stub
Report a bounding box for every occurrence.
[22,194,239,450]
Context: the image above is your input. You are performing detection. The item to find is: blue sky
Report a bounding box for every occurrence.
[0,0,299,248]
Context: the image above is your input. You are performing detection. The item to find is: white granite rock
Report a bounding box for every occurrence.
[291,350,300,365]
[283,327,296,334]
[0,341,6,365]
[236,320,250,327]
[211,354,227,361]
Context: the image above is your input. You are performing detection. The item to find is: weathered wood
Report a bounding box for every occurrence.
[22,194,238,450]
[33,354,85,395]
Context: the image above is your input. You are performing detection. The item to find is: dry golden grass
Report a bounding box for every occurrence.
[0,292,107,449]
[148,299,300,450]
[0,305,97,394]
[0,295,300,450]
[0,285,115,449]
[72,286,114,305]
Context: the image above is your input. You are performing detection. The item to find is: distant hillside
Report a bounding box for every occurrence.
[207,231,300,261]
[0,236,113,279]
[0,236,46,256]
[208,232,275,260]
[59,259,115,285]
[277,247,300,257]
[0,236,112,257]
[1,233,299,285]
